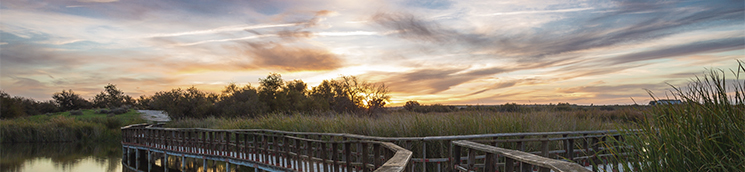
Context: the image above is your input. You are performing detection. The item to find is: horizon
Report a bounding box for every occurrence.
[1,0,743,106]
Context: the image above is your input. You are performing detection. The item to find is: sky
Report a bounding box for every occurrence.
[1,0,743,106]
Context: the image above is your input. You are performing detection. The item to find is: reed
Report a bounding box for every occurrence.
[0,109,148,143]
[612,61,745,171]
[165,109,629,137]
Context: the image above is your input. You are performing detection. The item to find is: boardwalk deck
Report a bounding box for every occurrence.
[121,124,630,172]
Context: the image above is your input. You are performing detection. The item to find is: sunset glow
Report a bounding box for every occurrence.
[1,0,743,106]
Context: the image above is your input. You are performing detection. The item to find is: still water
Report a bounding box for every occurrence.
[0,142,122,172]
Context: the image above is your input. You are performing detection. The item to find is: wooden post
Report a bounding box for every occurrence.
[332,142,339,172]
[373,143,381,169]
[484,152,495,172]
[203,158,207,172]
[345,142,352,172]
[321,142,330,172]
[164,153,168,172]
[293,136,303,171]
[467,148,475,171]
[451,143,461,172]
[284,136,290,168]
[505,157,514,172]
[361,142,369,172]
[422,141,427,172]
[306,140,314,172]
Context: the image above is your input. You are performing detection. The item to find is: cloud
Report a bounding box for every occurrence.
[405,0,453,10]
[373,0,744,61]
[366,66,512,94]
[240,43,344,72]
[609,37,745,65]
[0,43,82,75]
[77,0,118,3]
[148,24,295,38]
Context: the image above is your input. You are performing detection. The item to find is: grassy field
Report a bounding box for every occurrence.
[165,107,643,137]
[0,109,147,143]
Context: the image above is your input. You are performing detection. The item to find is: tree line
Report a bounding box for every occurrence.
[0,74,390,119]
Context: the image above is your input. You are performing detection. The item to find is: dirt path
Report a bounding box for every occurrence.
[137,110,171,122]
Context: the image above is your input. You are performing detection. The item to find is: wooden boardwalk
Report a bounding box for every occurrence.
[122,124,629,172]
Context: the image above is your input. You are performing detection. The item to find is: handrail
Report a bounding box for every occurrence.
[451,140,590,172]
[121,124,412,172]
[122,123,630,172]
[124,124,624,141]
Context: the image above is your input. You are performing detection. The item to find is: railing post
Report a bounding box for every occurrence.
[422,141,427,172]
[362,142,369,172]
[484,152,495,172]
[467,148,475,171]
[451,143,461,172]
[541,135,549,158]
[322,142,330,172]
[345,142,352,172]
[565,134,575,161]
[373,143,381,169]
[306,140,314,172]
[332,142,339,172]
[284,136,290,168]
[505,157,514,172]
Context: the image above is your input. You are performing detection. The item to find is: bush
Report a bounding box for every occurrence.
[70,110,83,116]
[500,103,520,112]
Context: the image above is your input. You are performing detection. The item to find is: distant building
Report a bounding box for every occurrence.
[649,99,683,105]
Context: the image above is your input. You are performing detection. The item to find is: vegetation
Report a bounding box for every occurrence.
[140,74,391,119]
[611,62,745,171]
[93,83,135,108]
[164,109,639,137]
[0,109,147,143]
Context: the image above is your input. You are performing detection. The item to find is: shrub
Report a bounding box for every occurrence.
[404,100,421,111]
[70,110,83,116]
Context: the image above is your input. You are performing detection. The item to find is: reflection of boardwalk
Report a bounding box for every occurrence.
[122,124,629,172]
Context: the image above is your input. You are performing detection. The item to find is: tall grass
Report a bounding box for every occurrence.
[615,62,745,171]
[0,109,148,143]
[166,110,631,137]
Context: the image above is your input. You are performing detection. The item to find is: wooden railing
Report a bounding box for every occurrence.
[121,124,413,172]
[122,124,630,172]
[451,140,589,172]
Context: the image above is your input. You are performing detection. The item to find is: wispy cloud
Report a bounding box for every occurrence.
[476,7,595,16]
[147,24,295,38]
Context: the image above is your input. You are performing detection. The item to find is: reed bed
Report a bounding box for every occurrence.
[0,109,147,143]
[612,62,745,171]
[166,109,632,137]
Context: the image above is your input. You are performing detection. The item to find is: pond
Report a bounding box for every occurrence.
[1,142,122,172]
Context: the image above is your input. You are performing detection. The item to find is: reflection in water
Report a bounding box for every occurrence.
[0,142,122,172]
[123,152,255,172]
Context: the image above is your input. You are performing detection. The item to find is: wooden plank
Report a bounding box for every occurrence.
[452,140,589,172]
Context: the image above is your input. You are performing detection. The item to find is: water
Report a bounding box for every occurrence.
[0,142,122,172]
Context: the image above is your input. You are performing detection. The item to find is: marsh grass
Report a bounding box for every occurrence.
[166,109,632,137]
[0,109,147,143]
[610,62,745,171]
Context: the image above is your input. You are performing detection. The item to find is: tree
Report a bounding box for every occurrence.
[364,82,390,114]
[282,80,313,112]
[259,73,288,112]
[93,84,133,108]
[1,91,26,118]
[53,89,91,111]
[404,100,421,111]
[216,83,267,117]
[149,87,217,119]
[309,76,390,114]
